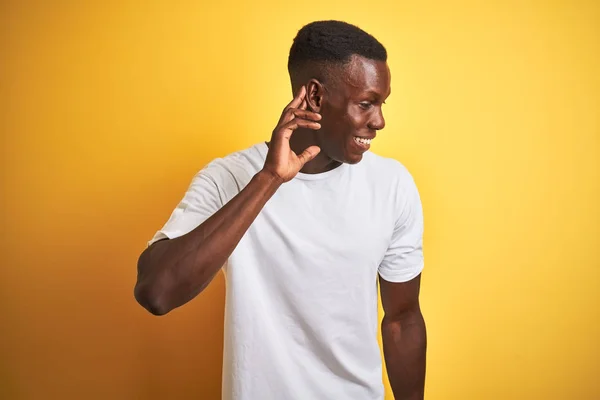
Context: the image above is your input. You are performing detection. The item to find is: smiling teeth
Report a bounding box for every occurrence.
[354,137,372,145]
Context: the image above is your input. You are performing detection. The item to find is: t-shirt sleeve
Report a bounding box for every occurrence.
[378,172,424,283]
[147,167,223,247]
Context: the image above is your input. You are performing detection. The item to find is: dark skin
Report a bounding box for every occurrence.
[135,54,425,399]
[284,55,390,173]
[380,274,427,400]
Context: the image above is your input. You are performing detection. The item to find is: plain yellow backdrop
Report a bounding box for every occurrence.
[1,0,598,399]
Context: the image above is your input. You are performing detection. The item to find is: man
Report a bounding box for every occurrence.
[134,20,426,400]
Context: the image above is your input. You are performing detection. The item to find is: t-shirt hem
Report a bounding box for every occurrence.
[147,230,178,247]
[378,261,424,283]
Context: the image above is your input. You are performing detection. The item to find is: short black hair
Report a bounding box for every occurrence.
[288,20,387,84]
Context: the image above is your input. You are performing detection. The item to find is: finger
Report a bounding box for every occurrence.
[278,87,306,126]
[290,109,321,121]
[282,118,321,132]
[285,86,306,111]
[297,146,321,166]
[278,118,321,139]
[280,107,321,126]
[300,98,307,110]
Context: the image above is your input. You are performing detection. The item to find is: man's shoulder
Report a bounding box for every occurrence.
[362,150,414,183]
[203,142,266,178]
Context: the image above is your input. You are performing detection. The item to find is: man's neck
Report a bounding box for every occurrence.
[288,129,342,174]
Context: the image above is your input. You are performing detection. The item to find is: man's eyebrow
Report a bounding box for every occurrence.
[363,90,381,98]
[363,88,392,99]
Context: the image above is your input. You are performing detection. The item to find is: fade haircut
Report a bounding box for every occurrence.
[288,20,387,89]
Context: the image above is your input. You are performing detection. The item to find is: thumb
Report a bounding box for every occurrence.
[297,146,321,166]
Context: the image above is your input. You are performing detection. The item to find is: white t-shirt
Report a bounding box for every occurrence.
[149,142,424,400]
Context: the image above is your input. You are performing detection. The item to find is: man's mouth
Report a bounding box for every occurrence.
[353,136,373,146]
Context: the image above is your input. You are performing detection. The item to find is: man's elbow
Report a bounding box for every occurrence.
[382,307,425,329]
[134,281,171,316]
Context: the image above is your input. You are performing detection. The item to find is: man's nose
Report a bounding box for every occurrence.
[368,108,385,131]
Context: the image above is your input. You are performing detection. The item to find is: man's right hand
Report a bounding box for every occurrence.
[262,86,322,183]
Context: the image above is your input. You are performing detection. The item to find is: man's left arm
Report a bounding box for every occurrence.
[380,273,427,400]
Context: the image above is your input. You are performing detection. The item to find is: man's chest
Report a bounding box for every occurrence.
[239,183,395,278]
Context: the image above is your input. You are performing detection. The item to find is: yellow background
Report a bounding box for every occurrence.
[2,0,598,399]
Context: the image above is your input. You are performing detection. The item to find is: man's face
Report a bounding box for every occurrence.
[314,55,391,164]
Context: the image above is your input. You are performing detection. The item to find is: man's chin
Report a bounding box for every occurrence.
[339,150,364,165]
[345,154,364,164]
[323,143,365,165]
[326,150,363,165]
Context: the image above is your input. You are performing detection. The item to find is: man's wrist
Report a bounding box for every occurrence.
[255,168,284,192]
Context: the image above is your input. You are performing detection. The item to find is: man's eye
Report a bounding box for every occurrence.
[359,102,372,109]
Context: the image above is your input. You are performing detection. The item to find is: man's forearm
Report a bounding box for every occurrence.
[135,169,282,315]
[381,310,427,399]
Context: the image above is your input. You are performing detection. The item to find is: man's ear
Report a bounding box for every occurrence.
[306,79,324,112]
